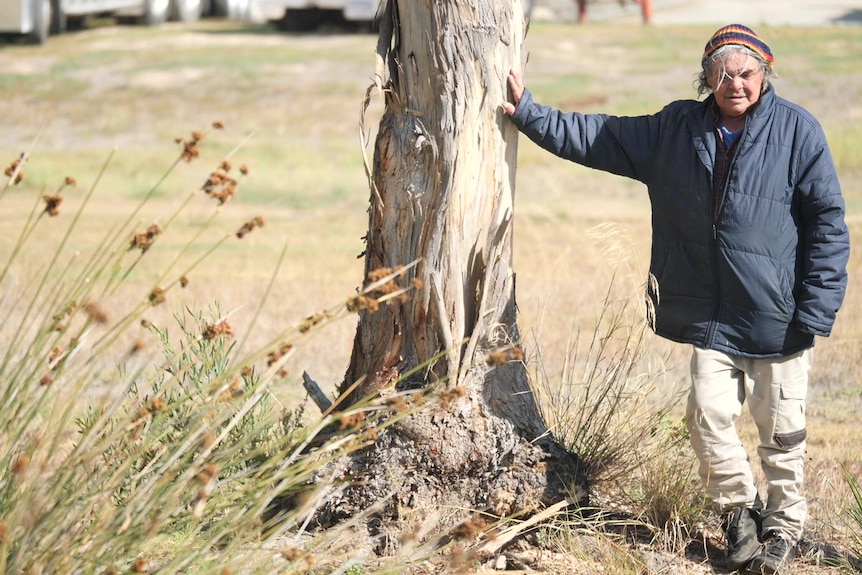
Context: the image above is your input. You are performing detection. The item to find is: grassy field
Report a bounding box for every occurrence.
[1,17,860,574]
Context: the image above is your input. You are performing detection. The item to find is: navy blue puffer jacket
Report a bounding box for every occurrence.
[510,87,850,358]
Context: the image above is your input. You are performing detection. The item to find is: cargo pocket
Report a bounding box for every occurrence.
[773,379,807,449]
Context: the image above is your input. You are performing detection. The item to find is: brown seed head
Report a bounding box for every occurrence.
[337,412,366,430]
[203,320,234,341]
[180,275,189,288]
[387,394,408,413]
[130,232,149,252]
[266,343,293,365]
[346,295,361,312]
[377,280,399,295]
[11,454,30,475]
[346,294,380,313]
[197,463,218,487]
[266,342,294,377]
[84,301,109,325]
[43,193,62,216]
[236,216,264,239]
[182,140,200,163]
[239,164,249,175]
[202,167,239,204]
[64,176,77,186]
[298,312,328,334]
[3,159,19,177]
[440,386,467,410]
[450,516,489,540]
[148,287,166,306]
[485,346,524,366]
[201,430,216,450]
[148,397,167,413]
[4,156,26,185]
[40,375,53,387]
[129,224,161,253]
[212,121,224,130]
[360,267,407,304]
[367,267,392,282]
[133,557,149,573]
[206,170,227,188]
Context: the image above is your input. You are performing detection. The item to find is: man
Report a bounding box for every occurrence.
[502,24,850,575]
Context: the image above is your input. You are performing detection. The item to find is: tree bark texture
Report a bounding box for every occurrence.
[343,0,542,434]
[325,0,588,546]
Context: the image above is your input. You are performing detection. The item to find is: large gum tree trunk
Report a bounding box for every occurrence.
[343,0,539,440]
[326,0,587,547]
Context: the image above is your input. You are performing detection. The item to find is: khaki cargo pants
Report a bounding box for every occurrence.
[686,347,812,541]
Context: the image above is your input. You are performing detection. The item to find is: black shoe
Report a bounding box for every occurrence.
[723,506,762,570]
[745,532,796,575]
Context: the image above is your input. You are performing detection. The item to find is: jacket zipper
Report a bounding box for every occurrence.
[705,120,749,347]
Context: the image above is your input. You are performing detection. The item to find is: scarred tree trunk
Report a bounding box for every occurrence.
[325,0,587,548]
[343,0,543,442]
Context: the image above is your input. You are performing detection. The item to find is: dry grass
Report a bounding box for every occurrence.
[1,18,861,574]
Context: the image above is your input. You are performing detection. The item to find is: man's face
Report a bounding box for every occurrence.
[708,52,765,121]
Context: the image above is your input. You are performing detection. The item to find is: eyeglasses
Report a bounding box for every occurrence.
[713,68,762,87]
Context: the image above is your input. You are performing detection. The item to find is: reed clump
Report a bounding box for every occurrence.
[0,130,431,574]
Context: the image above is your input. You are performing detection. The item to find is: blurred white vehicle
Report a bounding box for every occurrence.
[0,0,54,43]
[256,0,384,30]
[0,0,249,44]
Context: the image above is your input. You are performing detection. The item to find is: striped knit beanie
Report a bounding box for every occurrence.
[702,24,774,67]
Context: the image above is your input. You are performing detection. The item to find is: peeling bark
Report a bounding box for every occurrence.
[343,0,525,401]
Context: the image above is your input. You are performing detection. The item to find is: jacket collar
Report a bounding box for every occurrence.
[690,88,776,175]
[706,86,776,128]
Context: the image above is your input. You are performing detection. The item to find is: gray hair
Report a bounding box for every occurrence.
[695,44,776,96]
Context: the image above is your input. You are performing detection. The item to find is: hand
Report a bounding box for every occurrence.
[501,69,525,116]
